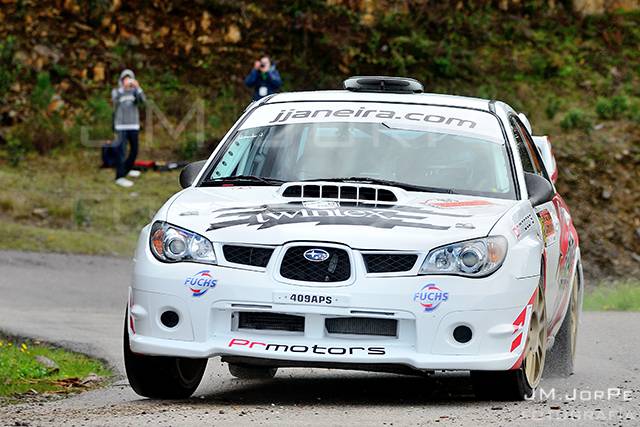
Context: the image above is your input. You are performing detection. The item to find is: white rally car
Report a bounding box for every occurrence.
[124,77,582,400]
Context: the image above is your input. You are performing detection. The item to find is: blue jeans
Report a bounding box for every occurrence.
[115,130,139,179]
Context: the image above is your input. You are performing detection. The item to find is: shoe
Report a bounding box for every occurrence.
[115,177,134,188]
[128,170,141,178]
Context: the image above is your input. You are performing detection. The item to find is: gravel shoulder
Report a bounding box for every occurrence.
[0,250,638,426]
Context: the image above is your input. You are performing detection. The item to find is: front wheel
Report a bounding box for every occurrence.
[123,312,208,399]
[472,273,547,400]
[545,264,581,377]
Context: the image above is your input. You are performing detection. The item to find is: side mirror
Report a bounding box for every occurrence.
[524,172,554,206]
[179,160,207,189]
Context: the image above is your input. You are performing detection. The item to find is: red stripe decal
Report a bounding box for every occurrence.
[510,333,523,352]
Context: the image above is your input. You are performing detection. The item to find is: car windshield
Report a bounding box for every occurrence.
[203,105,515,199]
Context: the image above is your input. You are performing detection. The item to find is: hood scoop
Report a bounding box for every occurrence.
[280,182,402,206]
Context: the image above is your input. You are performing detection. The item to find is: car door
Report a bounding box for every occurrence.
[509,116,562,321]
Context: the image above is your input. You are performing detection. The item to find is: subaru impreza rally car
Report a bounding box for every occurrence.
[124,76,582,400]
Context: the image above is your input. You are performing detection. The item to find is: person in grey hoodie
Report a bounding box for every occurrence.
[112,69,145,187]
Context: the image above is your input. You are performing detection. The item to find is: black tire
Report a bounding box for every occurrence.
[123,312,208,399]
[471,369,532,401]
[544,264,581,377]
[228,363,278,379]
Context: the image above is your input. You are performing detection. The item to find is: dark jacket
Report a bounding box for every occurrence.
[244,66,282,100]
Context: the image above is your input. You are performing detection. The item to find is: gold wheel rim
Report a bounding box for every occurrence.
[524,281,547,388]
[569,273,579,359]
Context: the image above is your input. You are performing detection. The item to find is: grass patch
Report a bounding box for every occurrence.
[0,335,111,400]
[0,151,181,257]
[583,281,640,311]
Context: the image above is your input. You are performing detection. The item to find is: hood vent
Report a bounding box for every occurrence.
[280,182,399,204]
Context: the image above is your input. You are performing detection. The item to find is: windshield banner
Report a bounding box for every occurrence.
[240,102,504,142]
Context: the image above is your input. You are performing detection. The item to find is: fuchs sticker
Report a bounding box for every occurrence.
[414,284,449,312]
[184,270,217,297]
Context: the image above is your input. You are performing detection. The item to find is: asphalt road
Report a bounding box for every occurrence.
[0,250,639,426]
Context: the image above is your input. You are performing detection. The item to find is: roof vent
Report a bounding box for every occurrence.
[343,76,424,94]
[280,182,400,205]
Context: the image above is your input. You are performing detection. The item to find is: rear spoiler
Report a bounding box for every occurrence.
[532,135,558,184]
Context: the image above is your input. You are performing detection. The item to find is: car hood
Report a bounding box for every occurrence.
[164,186,517,250]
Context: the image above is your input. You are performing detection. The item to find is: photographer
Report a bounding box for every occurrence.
[244,56,282,101]
[111,69,145,188]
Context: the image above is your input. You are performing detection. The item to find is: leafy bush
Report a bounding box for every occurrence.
[0,35,18,101]
[31,72,55,110]
[6,132,27,167]
[85,95,114,140]
[560,109,593,131]
[176,134,203,160]
[545,96,562,120]
[73,198,91,228]
[208,86,243,137]
[10,115,66,159]
[628,101,640,124]
[595,95,629,120]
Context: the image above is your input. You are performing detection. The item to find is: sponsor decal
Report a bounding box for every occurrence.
[424,199,493,209]
[268,108,477,129]
[207,203,470,231]
[228,338,386,356]
[512,213,535,240]
[302,200,339,209]
[303,248,330,262]
[413,284,449,312]
[537,209,556,246]
[184,270,217,297]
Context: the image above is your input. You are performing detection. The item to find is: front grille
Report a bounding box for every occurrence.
[237,312,305,332]
[223,245,274,267]
[280,246,351,282]
[325,317,398,337]
[362,253,418,273]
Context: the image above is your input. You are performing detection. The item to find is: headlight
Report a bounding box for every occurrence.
[149,221,217,264]
[419,236,507,277]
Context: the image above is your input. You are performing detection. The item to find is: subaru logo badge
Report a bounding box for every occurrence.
[304,248,330,262]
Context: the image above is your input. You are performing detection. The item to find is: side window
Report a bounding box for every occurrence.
[511,116,551,181]
[510,116,536,174]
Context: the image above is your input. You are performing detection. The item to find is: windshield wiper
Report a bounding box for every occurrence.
[202,175,286,186]
[304,176,457,194]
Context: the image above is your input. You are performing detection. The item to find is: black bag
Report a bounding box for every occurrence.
[101,139,120,168]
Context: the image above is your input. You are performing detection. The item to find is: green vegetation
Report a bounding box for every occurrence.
[584,281,640,311]
[0,35,18,102]
[560,108,593,131]
[595,95,630,120]
[0,335,110,399]
[0,153,179,256]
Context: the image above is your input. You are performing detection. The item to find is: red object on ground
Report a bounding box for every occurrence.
[134,160,156,170]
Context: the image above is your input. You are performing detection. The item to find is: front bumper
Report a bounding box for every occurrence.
[128,237,539,372]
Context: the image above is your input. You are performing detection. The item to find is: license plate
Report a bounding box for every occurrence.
[273,291,349,307]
